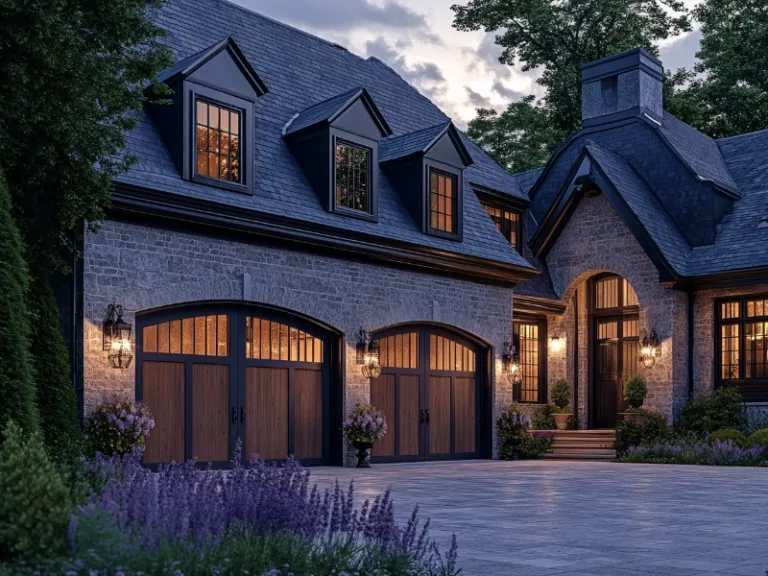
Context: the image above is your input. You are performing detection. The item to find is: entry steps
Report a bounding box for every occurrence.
[541,430,616,461]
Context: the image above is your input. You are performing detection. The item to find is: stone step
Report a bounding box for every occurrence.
[543,451,616,461]
[551,441,615,450]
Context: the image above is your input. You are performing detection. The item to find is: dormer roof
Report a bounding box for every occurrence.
[380,122,473,167]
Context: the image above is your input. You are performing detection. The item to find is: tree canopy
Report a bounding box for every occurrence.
[0,0,172,269]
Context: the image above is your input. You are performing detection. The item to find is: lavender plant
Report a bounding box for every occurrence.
[342,403,388,444]
[84,399,155,456]
[621,438,768,466]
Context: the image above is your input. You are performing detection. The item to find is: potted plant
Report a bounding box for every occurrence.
[621,375,649,423]
[342,403,387,468]
[550,379,572,430]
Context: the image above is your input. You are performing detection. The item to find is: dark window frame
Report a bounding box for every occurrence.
[330,130,378,222]
[512,315,548,404]
[482,201,523,252]
[188,83,254,195]
[194,97,244,186]
[715,295,768,400]
[426,164,462,241]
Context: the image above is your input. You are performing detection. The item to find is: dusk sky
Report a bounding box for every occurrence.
[232,0,702,129]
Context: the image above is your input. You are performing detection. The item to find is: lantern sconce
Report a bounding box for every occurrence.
[104,303,133,369]
[640,328,661,369]
[501,337,522,394]
[550,333,565,353]
[356,328,381,378]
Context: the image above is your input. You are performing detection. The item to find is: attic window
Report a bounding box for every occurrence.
[335,140,371,214]
[429,169,458,235]
[195,99,242,184]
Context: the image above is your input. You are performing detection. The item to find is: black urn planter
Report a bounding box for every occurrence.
[353,441,374,468]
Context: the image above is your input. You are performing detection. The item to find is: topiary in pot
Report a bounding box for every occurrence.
[550,379,571,430]
[623,375,648,410]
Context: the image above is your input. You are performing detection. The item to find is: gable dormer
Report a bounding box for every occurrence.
[380,122,473,241]
[283,88,392,222]
[149,38,267,195]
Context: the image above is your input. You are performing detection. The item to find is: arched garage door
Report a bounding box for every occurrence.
[135,303,341,467]
[369,324,491,462]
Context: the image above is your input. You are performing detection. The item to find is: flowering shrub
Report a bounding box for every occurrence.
[342,403,387,444]
[621,438,768,466]
[52,444,460,575]
[497,404,551,459]
[84,399,154,456]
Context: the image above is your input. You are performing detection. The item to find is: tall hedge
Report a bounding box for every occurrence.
[29,273,82,462]
[0,170,38,438]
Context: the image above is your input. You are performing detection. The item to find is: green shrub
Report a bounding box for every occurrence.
[615,411,670,458]
[531,404,556,429]
[0,171,38,438]
[747,429,768,449]
[29,273,83,464]
[623,375,648,409]
[708,428,746,447]
[517,432,554,459]
[566,415,580,430]
[551,379,570,411]
[0,421,72,560]
[676,387,746,435]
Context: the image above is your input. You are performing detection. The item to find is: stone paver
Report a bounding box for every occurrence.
[310,460,768,576]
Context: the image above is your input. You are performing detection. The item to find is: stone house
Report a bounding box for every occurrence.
[61,0,768,466]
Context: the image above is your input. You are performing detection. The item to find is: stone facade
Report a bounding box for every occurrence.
[541,193,690,425]
[82,218,515,462]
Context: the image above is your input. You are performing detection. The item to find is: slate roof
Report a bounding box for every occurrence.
[585,143,690,275]
[117,0,533,271]
[379,122,451,163]
[282,87,389,136]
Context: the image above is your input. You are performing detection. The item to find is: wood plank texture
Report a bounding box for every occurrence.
[294,369,323,460]
[429,376,451,455]
[454,377,476,453]
[370,374,395,457]
[192,364,230,462]
[143,361,185,464]
[245,367,289,460]
[399,375,421,456]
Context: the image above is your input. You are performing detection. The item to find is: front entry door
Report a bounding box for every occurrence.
[591,274,640,428]
[369,327,483,462]
[137,305,333,467]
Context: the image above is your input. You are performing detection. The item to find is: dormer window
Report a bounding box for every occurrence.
[483,203,521,251]
[429,169,457,234]
[335,140,372,214]
[195,99,242,184]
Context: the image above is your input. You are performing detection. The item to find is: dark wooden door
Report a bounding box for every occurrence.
[595,319,619,428]
[370,327,483,462]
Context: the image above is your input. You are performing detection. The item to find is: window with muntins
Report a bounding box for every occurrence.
[429,169,457,234]
[195,99,242,183]
[335,140,371,213]
[718,297,768,383]
[483,204,521,250]
[513,319,546,403]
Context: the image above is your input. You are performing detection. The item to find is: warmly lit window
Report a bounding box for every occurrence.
[377,332,419,369]
[245,316,323,363]
[196,100,241,183]
[335,141,371,213]
[595,277,638,310]
[429,334,475,372]
[483,204,520,250]
[429,169,457,234]
[516,322,541,402]
[719,298,768,381]
[143,315,228,357]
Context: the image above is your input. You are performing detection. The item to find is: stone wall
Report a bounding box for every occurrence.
[543,193,689,425]
[82,219,515,461]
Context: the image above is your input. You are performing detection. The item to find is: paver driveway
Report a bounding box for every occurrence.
[311,460,768,576]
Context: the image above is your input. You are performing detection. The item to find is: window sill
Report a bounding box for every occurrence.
[332,205,378,223]
[192,173,252,195]
[426,228,462,242]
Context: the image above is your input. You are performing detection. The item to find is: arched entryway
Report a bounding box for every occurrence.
[368,323,491,462]
[135,301,342,466]
[589,274,641,428]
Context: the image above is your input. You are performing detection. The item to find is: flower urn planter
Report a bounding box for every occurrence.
[553,413,571,430]
[621,412,649,424]
[352,441,374,468]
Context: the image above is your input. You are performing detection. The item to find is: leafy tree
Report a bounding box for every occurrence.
[467,96,562,172]
[453,0,691,168]
[0,170,38,438]
[29,272,82,464]
[0,0,173,270]
[666,0,768,137]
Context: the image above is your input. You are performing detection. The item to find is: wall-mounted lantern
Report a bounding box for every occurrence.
[501,338,521,384]
[550,333,565,353]
[356,328,381,378]
[640,328,661,369]
[104,304,133,369]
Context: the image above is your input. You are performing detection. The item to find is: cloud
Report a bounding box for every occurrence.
[466,87,492,108]
[241,0,426,31]
[492,81,525,101]
[365,37,445,85]
[660,30,702,72]
[475,33,511,80]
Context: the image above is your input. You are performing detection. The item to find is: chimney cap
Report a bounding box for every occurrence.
[582,48,663,84]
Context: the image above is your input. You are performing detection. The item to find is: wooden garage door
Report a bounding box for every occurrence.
[370,327,482,462]
[137,307,331,466]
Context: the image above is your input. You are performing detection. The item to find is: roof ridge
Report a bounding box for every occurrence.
[716,127,768,143]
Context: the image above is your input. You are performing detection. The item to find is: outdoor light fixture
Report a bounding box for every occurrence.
[356,328,381,378]
[640,328,661,369]
[104,304,133,369]
[550,333,565,353]
[501,338,521,386]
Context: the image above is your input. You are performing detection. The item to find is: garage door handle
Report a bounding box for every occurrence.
[425,409,430,424]
[240,407,245,425]
[231,407,236,424]
[420,409,425,424]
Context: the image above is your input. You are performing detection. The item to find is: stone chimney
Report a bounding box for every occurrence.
[581,48,663,128]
